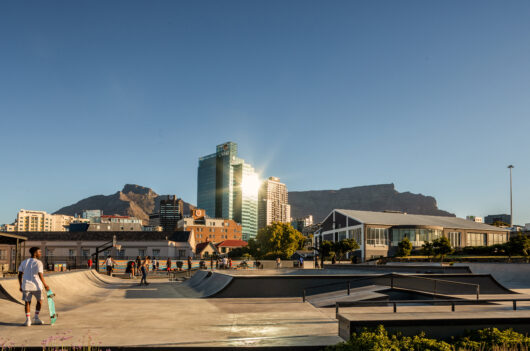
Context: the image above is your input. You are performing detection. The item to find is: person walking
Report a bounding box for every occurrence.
[299,256,304,269]
[140,256,150,286]
[18,247,50,326]
[104,255,116,276]
[166,258,172,274]
[152,258,157,272]
[276,257,281,269]
[187,256,192,272]
[87,258,93,270]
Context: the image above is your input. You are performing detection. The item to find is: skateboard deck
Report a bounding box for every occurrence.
[46,289,57,325]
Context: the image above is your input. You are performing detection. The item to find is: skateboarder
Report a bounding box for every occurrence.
[104,255,116,276]
[18,247,50,326]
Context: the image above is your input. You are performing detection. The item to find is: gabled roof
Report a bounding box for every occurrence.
[216,240,248,248]
[195,241,217,254]
[334,209,510,232]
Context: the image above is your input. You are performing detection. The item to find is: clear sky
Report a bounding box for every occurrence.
[1,0,529,225]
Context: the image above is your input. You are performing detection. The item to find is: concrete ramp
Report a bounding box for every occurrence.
[457,263,530,289]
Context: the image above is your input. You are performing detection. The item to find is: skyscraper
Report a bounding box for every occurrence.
[159,195,184,232]
[258,177,291,230]
[197,142,259,241]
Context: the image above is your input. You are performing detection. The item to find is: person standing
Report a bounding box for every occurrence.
[299,256,304,269]
[166,257,172,274]
[276,257,281,269]
[152,257,157,272]
[140,256,150,286]
[87,258,93,270]
[18,247,50,326]
[228,258,232,269]
[187,256,192,272]
[135,256,142,276]
[104,255,116,276]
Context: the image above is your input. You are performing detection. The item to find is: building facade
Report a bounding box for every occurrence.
[258,177,291,230]
[292,215,314,232]
[315,209,511,262]
[466,216,484,223]
[177,208,243,244]
[485,214,511,226]
[69,215,142,231]
[158,195,184,232]
[197,142,259,241]
[15,209,79,232]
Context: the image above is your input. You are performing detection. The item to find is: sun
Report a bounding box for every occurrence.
[240,173,261,196]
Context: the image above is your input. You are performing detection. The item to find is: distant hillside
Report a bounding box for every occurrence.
[54,184,195,225]
[289,184,454,222]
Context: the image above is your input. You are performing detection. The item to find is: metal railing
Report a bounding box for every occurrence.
[335,298,530,317]
[302,273,480,302]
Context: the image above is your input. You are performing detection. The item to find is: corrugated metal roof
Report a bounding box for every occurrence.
[335,209,510,232]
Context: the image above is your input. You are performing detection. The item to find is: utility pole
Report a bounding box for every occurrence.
[508,165,514,227]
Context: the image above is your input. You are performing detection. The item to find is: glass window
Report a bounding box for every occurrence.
[348,228,362,245]
[466,233,487,247]
[448,232,461,247]
[366,228,388,246]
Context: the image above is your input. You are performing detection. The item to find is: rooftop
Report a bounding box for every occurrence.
[335,209,510,232]
[216,239,248,247]
[18,231,192,242]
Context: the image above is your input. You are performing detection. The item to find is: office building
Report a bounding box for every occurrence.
[159,195,184,232]
[315,209,510,262]
[291,215,314,232]
[197,142,259,241]
[177,208,243,243]
[258,177,291,230]
[484,214,511,226]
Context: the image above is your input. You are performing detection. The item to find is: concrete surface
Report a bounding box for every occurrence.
[0,270,340,347]
[457,263,530,288]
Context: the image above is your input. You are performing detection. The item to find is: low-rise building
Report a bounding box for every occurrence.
[15,209,79,232]
[195,242,219,258]
[315,209,511,262]
[69,215,143,231]
[0,224,16,232]
[177,209,243,244]
[466,216,484,223]
[19,231,196,268]
[216,239,248,255]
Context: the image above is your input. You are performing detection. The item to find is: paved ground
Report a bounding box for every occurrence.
[0,271,340,348]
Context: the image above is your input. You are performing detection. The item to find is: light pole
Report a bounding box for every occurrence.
[508,165,514,227]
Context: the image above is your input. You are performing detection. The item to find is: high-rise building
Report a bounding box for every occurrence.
[291,215,314,232]
[197,142,259,241]
[258,177,291,230]
[159,195,184,232]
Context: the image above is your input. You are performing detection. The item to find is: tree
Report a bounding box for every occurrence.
[332,239,360,263]
[505,234,530,260]
[311,240,334,269]
[422,241,434,261]
[255,222,305,259]
[397,237,413,257]
[433,237,453,262]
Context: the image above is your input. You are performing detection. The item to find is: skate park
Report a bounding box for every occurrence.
[2,263,530,349]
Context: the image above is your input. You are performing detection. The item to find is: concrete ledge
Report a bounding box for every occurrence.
[338,311,530,340]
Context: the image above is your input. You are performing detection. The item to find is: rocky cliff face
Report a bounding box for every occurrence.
[54,184,194,225]
[289,183,454,222]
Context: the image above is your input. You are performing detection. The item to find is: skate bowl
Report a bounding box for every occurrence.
[182,271,516,298]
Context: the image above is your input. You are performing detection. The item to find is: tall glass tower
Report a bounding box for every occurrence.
[197,142,259,241]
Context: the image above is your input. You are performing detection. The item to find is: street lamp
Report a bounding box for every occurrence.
[508,165,514,227]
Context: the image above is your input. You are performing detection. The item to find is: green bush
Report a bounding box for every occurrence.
[326,325,530,351]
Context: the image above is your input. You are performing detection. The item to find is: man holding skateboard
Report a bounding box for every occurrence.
[18,247,50,326]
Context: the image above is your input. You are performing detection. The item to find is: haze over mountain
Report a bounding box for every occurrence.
[289,184,454,223]
[54,183,454,226]
[54,184,195,225]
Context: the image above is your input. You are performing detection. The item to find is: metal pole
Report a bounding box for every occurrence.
[513,300,517,311]
[393,302,397,313]
[303,290,306,303]
[348,282,351,296]
[508,165,514,227]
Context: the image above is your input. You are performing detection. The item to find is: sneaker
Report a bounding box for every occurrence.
[33,317,43,325]
[23,318,31,327]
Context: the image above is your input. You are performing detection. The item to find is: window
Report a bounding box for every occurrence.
[391,228,442,245]
[448,232,461,247]
[366,228,388,246]
[0,249,7,260]
[117,249,125,257]
[348,228,362,245]
[82,249,90,258]
[138,249,146,257]
[152,249,160,257]
[178,249,186,258]
[488,233,507,245]
[338,231,347,241]
[68,249,76,258]
[466,233,487,247]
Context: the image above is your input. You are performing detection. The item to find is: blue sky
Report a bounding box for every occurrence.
[1,0,529,225]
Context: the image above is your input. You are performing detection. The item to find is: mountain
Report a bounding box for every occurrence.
[54,184,195,224]
[289,183,454,223]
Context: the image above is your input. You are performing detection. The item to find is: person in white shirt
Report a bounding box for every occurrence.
[18,247,50,326]
[104,256,116,276]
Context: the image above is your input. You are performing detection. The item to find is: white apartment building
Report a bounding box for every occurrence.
[15,209,79,232]
[258,177,291,230]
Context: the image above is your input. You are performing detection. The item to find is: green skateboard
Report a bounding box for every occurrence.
[47,290,57,325]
